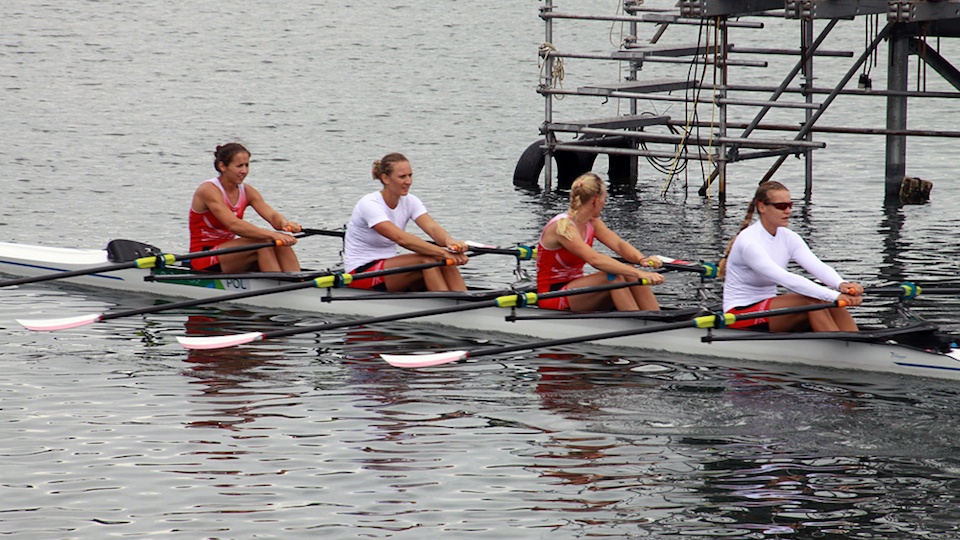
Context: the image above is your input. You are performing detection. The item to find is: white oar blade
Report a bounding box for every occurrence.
[465,240,497,249]
[17,313,103,331]
[176,332,265,350]
[381,350,468,368]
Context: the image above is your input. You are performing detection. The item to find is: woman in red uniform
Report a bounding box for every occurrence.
[536,172,664,311]
[189,143,301,272]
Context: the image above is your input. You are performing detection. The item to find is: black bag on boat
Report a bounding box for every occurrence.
[106,239,163,263]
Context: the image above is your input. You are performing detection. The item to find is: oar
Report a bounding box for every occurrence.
[380,300,847,368]
[175,279,655,350]
[16,259,458,331]
[0,229,336,289]
[654,256,719,278]
[868,282,960,299]
[463,241,536,260]
[301,227,346,238]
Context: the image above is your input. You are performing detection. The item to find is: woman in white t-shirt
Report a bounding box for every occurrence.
[720,181,863,332]
[343,152,468,292]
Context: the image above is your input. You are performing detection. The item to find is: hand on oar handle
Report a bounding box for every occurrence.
[638,270,664,285]
[838,292,862,307]
[638,255,662,269]
[840,281,864,296]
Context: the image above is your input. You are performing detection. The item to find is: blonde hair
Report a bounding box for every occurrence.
[372,152,409,183]
[556,172,605,240]
[718,181,789,277]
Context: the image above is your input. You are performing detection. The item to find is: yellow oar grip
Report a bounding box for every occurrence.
[494,292,538,308]
[314,273,353,288]
[135,254,176,269]
[691,314,733,328]
[517,246,536,259]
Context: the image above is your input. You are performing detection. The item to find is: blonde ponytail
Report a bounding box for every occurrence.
[557,172,604,240]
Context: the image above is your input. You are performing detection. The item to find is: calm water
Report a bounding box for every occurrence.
[4,1,960,538]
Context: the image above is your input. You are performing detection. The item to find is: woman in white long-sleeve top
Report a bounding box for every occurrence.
[720,181,863,332]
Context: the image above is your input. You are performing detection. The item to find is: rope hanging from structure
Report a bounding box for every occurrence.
[661,16,715,198]
[539,42,565,99]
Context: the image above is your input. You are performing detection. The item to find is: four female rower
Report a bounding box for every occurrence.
[720,180,863,332]
[189,143,302,273]
[536,172,664,312]
[343,152,468,292]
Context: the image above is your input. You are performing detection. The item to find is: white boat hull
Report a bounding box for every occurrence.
[3,241,960,380]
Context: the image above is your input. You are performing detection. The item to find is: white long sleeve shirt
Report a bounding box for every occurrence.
[722,221,844,312]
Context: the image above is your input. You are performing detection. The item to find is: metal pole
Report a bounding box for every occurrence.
[543,0,555,191]
[886,27,909,202]
[628,0,639,189]
[718,16,728,203]
[802,18,815,197]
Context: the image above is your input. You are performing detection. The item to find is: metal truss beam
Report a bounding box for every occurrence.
[678,0,783,18]
[784,0,888,20]
[889,1,960,23]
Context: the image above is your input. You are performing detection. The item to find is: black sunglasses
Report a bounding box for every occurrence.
[763,200,794,211]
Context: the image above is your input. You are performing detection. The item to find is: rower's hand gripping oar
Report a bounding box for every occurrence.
[16,258,458,331]
[0,228,339,289]
[381,300,848,368]
[175,279,656,350]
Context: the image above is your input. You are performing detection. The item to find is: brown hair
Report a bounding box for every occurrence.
[556,172,605,240]
[718,181,789,277]
[214,142,250,172]
[372,152,409,183]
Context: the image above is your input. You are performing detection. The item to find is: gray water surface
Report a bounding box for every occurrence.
[4,1,960,538]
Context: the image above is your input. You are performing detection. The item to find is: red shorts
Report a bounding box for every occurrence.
[726,298,773,329]
[537,282,573,311]
[348,260,388,291]
[189,247,221,272]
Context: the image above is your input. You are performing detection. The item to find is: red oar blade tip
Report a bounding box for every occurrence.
[380,350,469,368]
[17,313,103,331]
[176,332,266,350]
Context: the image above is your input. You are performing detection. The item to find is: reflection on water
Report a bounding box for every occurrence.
[4,297,960,538]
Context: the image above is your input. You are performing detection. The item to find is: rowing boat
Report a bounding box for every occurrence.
[2,240,960,380]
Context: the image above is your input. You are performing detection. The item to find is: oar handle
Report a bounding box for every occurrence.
[466,245,536,260]
[614,255,718,278]
[300,228,346,238]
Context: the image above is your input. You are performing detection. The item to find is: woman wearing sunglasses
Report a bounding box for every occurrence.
[718,180,863,332]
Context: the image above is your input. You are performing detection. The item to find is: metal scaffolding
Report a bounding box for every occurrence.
[516,0,960,204]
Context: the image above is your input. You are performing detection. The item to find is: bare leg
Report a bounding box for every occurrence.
[254,247,282,272]
[627,277,660,311]
[275,246,301,272]
[766,293,857,332]
[565,273,646,312]
[216,238,262,273]
[382,254,443,292]
[439,265,466,291]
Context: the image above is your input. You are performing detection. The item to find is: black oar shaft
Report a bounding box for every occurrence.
[467,320,694,359]
[261,279,653,340]
[461,300,843,360]
[100,260,453,321]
